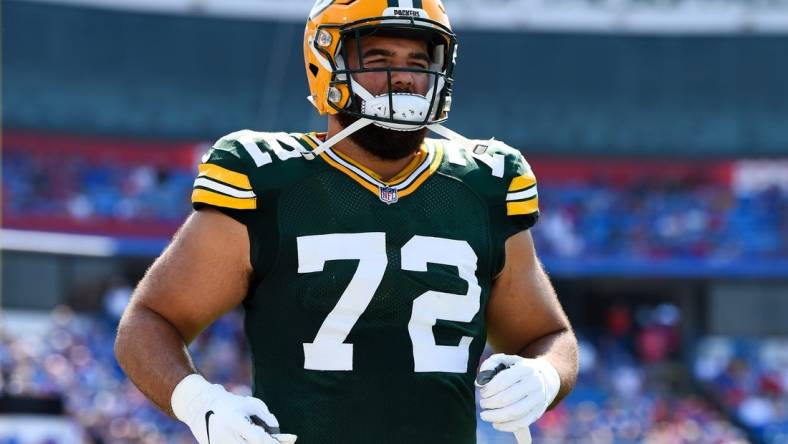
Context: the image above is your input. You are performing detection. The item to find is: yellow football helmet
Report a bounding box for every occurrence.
[303,0,458,136]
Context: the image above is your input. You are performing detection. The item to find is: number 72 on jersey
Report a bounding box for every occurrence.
[297,233,482,373]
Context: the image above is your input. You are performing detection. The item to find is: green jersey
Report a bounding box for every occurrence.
[191,130,539,444]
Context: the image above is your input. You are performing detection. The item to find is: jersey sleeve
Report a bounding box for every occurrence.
[191,130,319,285]
[502,150,539,233]
[486,144,540,275]
[191,134,258,224]
[489,146,539,237]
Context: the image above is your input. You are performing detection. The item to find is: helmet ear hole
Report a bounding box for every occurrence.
[309,64,320,78]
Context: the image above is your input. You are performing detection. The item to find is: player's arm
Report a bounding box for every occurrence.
[115,196,296,444]
[477,230,578,437]
[114,208,251,415]
[485,230,578,408]
[475,143,578,437]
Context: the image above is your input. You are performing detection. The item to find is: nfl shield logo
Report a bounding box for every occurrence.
[379,186,399,205]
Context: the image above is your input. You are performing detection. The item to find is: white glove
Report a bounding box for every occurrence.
[477,354,561,433]
[171,374,297,444]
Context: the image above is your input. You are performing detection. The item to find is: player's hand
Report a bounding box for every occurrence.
[476,354,561,433]
[171,374,298,444]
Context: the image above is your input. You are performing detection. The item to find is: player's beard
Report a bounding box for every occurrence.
[336,95,428,162]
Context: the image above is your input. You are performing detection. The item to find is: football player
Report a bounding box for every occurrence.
[115,1,578,443]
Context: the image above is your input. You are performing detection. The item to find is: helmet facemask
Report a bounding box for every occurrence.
[305,10,475,157]
[327,18,456,132]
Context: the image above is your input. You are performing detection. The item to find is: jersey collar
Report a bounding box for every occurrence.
[301,133,444,202]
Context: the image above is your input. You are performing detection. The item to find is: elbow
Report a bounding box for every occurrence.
[113,338,126,375]
[113,300,142,373]
[113,311,129,373]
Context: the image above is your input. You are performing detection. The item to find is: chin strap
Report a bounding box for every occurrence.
[426,123,472,146]
[307,47,458,159]
[305,120,473,160]
[309,117,375,157]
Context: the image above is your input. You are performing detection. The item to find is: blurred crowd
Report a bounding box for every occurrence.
[696,337,788,444]
[478,304,751,444]
[536,179,787,261]
[0,304,249,443]
[0,302,754,444]
[5,150,786,263]
[2,152,192,226]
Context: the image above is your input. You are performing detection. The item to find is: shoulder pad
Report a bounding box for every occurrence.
[439,138,539,218]
[211,130,313,167]
[192,130,314,211]
[488,141,538,218]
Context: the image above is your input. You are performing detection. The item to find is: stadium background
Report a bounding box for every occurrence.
[2,0,788,442]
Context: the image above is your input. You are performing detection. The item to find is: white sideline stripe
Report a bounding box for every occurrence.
[193,177,257,198]
[1,229,115,257]
[506,186,538,201]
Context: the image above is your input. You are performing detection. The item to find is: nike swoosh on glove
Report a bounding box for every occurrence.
[172,373,298,444]
[477,354,561,433]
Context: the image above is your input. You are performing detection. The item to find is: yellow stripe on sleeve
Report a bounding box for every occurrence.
[507,198,539,216]
[198,163,252,190]
[192,188,257,210]
[508,173,537,192]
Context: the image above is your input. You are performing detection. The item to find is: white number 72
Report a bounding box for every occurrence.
[297,233,481,373]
